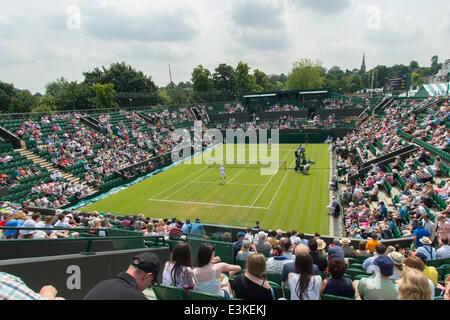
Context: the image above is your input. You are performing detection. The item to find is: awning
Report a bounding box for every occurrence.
[299,90,328,95]
[243,93,277,98]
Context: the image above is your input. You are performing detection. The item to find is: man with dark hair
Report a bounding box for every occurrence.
[363,243,387,272]
[190,218,205,235]
[83,252,160,300]
[436,237,450,259]
[169,220,184,238]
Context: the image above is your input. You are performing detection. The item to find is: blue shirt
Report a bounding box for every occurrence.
[436,245,450,259]
[190,222,204,235]
[380,205,388,217]
[181,223,192,235]
[413,227,431,247]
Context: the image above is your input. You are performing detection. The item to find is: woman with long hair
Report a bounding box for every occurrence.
[288,251,323,300]
[162,242,196,289]
[193,243,241,299]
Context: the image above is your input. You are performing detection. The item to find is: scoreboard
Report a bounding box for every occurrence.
[384,75,409,91]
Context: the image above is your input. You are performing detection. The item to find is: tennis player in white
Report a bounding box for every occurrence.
[219,165,226,185]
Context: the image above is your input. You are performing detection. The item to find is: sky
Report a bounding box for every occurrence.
[0,0,449,94]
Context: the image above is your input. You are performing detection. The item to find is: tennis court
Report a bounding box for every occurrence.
[83,144,331,233]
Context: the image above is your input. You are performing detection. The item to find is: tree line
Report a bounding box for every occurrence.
[0,57,443,114]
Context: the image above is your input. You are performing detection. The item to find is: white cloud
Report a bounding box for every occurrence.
[0,0,449,93]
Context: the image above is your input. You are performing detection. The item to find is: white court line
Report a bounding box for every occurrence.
[227,164,250,183]
[267,155,296,209]
[162,167,213,200]
[148,198,268,210]
[150,165,209,199]
[192,181,265,186]
[250,150,293,208]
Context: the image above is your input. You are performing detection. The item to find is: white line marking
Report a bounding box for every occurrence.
[148,198,268,210]
[250,150,292,208]
[267,151,297,208]
[150,165,208,199]
[192,181,265,186]
[227,164,251,183]
[162,167,213,199]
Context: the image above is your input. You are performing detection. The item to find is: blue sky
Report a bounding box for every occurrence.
[0,0,449,93]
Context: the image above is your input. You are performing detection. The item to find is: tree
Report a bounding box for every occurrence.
[234,61,258,97]
[285,59,325,90]
[409,61,419,70]
[212,63,236,100]
[0,81,16,113]
[38,94,58,111]
[253,69,273,92]
[9,90,38,113]
[411,72,424,87]
[93,83,117,109]
[191,65,213,93]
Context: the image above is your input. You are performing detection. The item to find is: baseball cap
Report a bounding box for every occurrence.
[3,219,19,237]
[373,255,394,277]
[131,253,161,280]
[237,232,245,238]
[414,252,428,263]
[327,246,345,262]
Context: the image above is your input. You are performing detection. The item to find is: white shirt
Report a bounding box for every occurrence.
[288,274,322,300]
[219,166,225,175]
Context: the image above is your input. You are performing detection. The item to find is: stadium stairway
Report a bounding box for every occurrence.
[17,148,98,194]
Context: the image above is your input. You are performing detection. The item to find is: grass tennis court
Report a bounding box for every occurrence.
[83,144,331,233]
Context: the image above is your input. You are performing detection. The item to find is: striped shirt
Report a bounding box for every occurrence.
[169,225,184,238]
[0,272,43,300]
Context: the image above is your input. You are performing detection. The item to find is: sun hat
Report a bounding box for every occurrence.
[419,236,432,245]
[340,238,351,245]
[316,239,326,250]
[19,220,37,236]
[327,246,345,262]
[258,231,266,238]
[388,251,404,266]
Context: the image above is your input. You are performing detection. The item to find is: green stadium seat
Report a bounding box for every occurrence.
[187,290,227,300]
[152,284,188,300]
[265,272,282,285]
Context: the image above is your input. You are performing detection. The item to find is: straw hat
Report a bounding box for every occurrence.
[419,236,432,245]
[340,238,351,245]
[316,239,326,250]
[388,251,404,266]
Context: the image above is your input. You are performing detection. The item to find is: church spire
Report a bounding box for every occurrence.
[360,53,366,74]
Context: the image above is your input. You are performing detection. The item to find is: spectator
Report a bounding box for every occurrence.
[231,254,274,300]
[162,242,196,289]
[340,238,355,256]
[254,231,272,256]
[281,244,320,290]
[415,237,436,260]
[414,252,439,287]
[190,218,205,236]
[366,233,381,253]
[363,243,387,272]
[236,239,255,261]
[232,232,246,260]
[0,272,60,300]
[321,258,354,298]
[403,256,435,300]
[83,252,160,300]
[288,251,324,300]
[358,255,398,300]
[355,241,371,257]
[398,267,432,300]
[388,251,404,281]
[436,237,450,259]
[155,219,169,237]
[193,243,240,299]
[422,214,436,243]
[413,221,431,248]
[308,239,328,272]
[266,238,292,274]
[436,215,450,247]
[143,223,159,237]
[266,230,279,248]
[168,220,184,239]
[181,219,192,235]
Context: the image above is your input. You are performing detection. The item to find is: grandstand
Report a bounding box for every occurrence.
[0,95,449,301]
